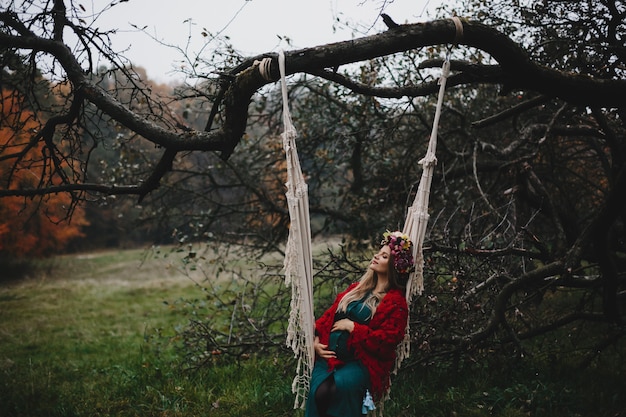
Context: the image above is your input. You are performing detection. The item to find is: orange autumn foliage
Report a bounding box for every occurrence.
[0,89,88,258]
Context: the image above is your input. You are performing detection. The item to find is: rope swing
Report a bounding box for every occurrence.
[277,50,316,409]
[396,31,456,372]
[272,16,463,409]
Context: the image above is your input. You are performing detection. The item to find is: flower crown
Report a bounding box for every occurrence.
[381,230,415,275]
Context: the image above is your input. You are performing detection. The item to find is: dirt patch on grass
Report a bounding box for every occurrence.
[63,248,212,289]
[1,247,206,293]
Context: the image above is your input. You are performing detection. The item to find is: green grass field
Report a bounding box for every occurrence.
[1,247,624,416]
[0,248,294,416]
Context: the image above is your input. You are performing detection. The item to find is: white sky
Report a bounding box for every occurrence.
[91,0,445,83]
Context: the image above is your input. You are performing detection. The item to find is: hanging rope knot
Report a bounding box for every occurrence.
[418,152,438,167]
[438,59,451,85]
[451,16,464,45]
[255,57,274,81]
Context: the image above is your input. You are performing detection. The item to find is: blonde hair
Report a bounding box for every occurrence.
[336,250,407,318]
[336,269,379,317]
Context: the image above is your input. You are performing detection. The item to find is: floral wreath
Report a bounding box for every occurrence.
[381,230,415,275]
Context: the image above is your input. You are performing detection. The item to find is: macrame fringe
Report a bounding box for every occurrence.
[387,25,458,409]
[395,54,450,372]
[276,50,316,409]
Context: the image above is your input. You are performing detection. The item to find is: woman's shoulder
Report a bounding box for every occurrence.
[382,288,408,306]
[387,287,406,298]
[335,281,360,299]
[373,288,408,322]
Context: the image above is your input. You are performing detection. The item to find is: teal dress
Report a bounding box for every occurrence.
[306,295,372,417]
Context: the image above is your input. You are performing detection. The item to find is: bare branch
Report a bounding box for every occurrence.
[2,16,625,198]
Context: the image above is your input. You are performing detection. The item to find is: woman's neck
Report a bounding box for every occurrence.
[375,275,389,294]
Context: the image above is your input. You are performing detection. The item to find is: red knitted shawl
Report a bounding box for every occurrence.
[314,282,408,400]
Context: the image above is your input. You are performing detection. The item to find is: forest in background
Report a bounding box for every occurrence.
[0,68,208,263]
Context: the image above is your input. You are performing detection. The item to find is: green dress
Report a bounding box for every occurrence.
[306,295,372,417]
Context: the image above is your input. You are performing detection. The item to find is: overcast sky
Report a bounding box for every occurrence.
[91,0,444,82]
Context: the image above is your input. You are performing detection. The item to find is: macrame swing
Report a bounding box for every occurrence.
[266,16,463,410]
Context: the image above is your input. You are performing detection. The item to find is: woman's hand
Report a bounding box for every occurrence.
[331,318,355,333]
[314,336,336,359]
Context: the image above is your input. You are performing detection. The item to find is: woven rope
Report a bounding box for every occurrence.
[279,49,316,410]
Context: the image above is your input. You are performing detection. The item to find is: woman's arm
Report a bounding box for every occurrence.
[314,283,359,342]
[347,293,408,359]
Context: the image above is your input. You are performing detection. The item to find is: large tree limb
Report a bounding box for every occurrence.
[1,16,625,198]
[447,260,564,347]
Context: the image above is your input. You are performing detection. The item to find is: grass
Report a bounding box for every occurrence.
[0,247,296,417]
[1,246,625,416]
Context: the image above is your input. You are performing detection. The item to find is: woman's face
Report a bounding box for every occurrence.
[369,245,391,276]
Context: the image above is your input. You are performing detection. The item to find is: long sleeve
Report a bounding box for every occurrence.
[347,289,408,399]
[314,283,358,346]
[348,292,408,359]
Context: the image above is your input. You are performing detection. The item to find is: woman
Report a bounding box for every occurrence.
[306,231,413,417]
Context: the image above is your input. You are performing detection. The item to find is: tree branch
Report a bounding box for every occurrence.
[2,17,625,198]
[448,260,565,347]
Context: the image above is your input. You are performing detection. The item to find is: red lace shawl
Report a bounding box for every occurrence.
[314,282,408,400]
